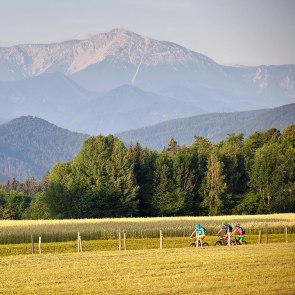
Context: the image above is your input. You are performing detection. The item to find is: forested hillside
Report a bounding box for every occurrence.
[0,126,294,219]
[0,116,89,181]
[117,103,295,150]
[1,104,294,181]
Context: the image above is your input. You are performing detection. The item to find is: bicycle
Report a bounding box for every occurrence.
[190,238,209,247]
[231,236,248,245]
[214,234,237,246]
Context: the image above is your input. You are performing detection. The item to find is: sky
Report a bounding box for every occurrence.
[0,0,294,66]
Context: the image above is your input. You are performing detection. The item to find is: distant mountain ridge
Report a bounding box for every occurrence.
[67,84,203,134]
[0,28,294,135]
[117,103,295,150]
[0,116,89,181]
[0,72,94,127]
[0,103,294,181]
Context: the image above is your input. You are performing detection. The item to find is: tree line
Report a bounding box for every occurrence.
[0,125,294,219]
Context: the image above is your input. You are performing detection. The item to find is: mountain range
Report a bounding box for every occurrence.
[0,103,294,181]
[0,28,294,135]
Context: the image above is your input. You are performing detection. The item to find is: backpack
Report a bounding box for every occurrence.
[201,227,206,233]
[226,224,232,232]
[236,226,245,235]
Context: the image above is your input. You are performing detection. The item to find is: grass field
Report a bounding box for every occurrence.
[0,243,294,294]
[0,234,294,257]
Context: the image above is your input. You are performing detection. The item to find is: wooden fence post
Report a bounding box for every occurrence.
[123,232,126,250]
[285,227,288,243]
[118,232,122,251]
[79,234,82,252]
[160,230,163,249]
[38,236,42,254]
[265,225,268,244]
[258,230,262,244]
[227,229,231,246]
[196,232,199,248]
[31,235,34,254]
[77,232,81,253]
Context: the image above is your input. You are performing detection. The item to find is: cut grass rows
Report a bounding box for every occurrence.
[0,243,294,294]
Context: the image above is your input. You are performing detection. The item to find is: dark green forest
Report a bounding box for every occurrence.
[0,125,294,219]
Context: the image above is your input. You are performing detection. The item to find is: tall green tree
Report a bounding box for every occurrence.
[1,191,31,219]
[219,133,247,212]
[201,151,227,215]
[45,135,139,218]
[44,162,75,218]
[151,152,185,216]
[191,136,212,214]
[249,141,294,212]
[27,192,50,219]
[172,146,199,215]
[128,143,157,216]
[167,137,180,155]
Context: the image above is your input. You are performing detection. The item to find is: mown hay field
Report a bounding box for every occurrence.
[0,243,294,295]
[0,213,294,244]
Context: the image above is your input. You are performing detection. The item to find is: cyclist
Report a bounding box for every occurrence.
[217,220,233,242]
[190,223,206,246]
[233,223,246,244]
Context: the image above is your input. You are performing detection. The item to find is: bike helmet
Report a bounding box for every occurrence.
[195,223,200,229]
[222,220,227,225]
[236,223,240,227]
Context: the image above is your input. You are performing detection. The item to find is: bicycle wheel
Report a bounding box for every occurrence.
[190,242,196,247]
[230,240,238,246]
[202,242,209,247]
[215,241,222,246]
[241,240,247,245]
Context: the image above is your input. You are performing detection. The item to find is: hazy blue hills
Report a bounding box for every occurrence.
[117,103,295,150]
[0,116,89,181]
[0,72,95,128]
[0,103,294,181]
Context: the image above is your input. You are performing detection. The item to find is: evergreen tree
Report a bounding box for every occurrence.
[167,137,180,155]
[172,146,198,215]
[151,152,185,215]
[191,136,212,214]
[219,133,247,212]
[128,143,157,216]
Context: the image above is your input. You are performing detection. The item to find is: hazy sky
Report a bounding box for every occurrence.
[1,0,294,66]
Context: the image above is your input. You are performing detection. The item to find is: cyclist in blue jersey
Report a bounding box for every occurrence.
[190,223,206,246]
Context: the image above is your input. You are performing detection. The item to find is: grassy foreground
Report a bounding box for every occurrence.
[0,243,294,294]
